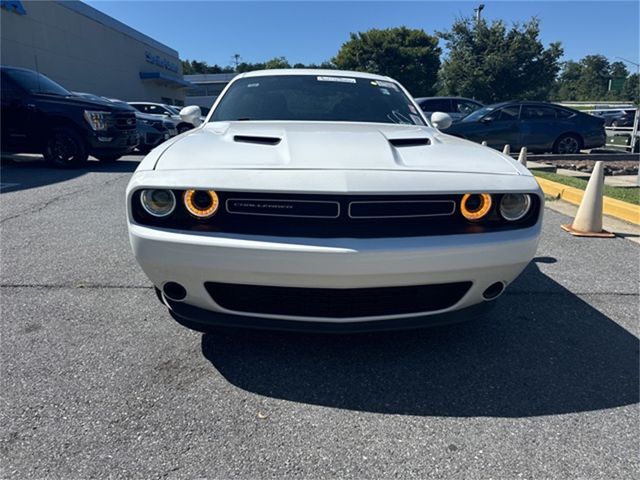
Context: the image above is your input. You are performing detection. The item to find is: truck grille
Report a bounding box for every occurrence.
[205,282,472,318]
[114,112,137,130]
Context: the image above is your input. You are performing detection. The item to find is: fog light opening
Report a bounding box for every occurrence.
[483,282,505,300]
[163,282,187,302]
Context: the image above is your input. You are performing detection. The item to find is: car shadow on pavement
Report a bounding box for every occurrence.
[0,154,139,193]
[200,260,639,418]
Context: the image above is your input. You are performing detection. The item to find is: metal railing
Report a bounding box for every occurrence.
[582,107,639,153]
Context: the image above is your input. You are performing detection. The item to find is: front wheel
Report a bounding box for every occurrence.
[43,127,88,168]
[553,134,582,154]
[94,153,122,163]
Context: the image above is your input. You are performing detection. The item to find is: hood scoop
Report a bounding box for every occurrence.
[234,135,281,146]
[388,138,431,147]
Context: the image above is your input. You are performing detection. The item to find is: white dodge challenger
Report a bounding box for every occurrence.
[126,69,543,332]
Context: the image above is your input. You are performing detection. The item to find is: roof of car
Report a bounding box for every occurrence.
[236,69,395,82]
[485,100,568,108]
[1,65,34,72]
[414,96,482,103]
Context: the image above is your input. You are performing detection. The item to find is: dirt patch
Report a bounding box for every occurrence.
[540,159,638,175]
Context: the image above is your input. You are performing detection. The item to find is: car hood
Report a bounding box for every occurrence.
[38,93,135,112]
[154,121,521,175]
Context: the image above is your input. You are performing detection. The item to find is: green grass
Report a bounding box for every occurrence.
[533,171,640,205]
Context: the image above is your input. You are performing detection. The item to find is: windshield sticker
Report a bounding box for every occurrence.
[247,82,260,88]
[317,76,356,84]
[376,80,399,91]
[380,88,390,95]
[408,104,417,114]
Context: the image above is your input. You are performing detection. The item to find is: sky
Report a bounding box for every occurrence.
[86,1,640,71]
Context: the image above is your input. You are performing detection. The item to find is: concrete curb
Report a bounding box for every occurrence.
[536,177,640,225]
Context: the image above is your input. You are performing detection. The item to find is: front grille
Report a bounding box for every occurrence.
[113,112,137,130]
[226,198,340,218]
[132,191,540,238]
[205,282,472,318]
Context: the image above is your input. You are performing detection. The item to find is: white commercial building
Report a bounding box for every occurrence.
[1,0,190,105]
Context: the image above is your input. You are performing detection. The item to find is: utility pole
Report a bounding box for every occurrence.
[232,53,241,71]
[474,4,485,23]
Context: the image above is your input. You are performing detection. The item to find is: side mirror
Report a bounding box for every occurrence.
[431,111,452,130]
[180,105,203,127]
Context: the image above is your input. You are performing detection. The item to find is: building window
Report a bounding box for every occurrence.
[161,97,172,105]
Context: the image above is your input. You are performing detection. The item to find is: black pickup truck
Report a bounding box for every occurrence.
[1,66,139,167]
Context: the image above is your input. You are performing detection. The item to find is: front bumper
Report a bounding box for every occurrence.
[87,131,139,155]
[129,223,541,325]
[163,293,495,332]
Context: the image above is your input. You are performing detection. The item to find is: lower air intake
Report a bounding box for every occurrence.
[205,281,472,318]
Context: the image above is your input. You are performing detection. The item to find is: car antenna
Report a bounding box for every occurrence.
[34,55,41,93]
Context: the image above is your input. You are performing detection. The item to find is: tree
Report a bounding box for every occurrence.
[553,56,636,101]
[332,27,441,96]
[263,57,291,69]
[438,17,563,103]
[180,59,234,74]
[553,60,582,101]
[609,61,629,79]
[622,73,639,104]
[576,55,611,99]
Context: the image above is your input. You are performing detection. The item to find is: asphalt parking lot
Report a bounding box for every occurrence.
[1,155,638,479]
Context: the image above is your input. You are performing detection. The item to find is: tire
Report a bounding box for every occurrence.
[43,127,88,168]
[177,123,192,134]
[94,154,122,163]
[553,133,582,155]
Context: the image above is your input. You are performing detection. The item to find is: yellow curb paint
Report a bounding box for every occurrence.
[535,177,640,226]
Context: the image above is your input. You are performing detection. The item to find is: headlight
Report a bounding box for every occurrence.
[460,193,492,221]
[84,110,111,131]
[499,194,531,221]
[184,190,219,218]
[140,189,176,217]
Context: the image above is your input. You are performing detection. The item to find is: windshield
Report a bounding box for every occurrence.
[461,105,497,123]
[211,74,425,126]
[5,69,70,96]
[165,105,181,115]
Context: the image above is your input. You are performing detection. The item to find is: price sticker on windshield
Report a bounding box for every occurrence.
[317,76,356,83]
[376,80,399,91]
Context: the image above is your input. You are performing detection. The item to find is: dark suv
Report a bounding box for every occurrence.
[1,66,139,167]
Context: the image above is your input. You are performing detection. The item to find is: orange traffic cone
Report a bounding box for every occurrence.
[561,161,614,237]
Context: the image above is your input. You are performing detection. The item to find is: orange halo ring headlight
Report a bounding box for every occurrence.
[460,193,492,221]
[183,189,219,218]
